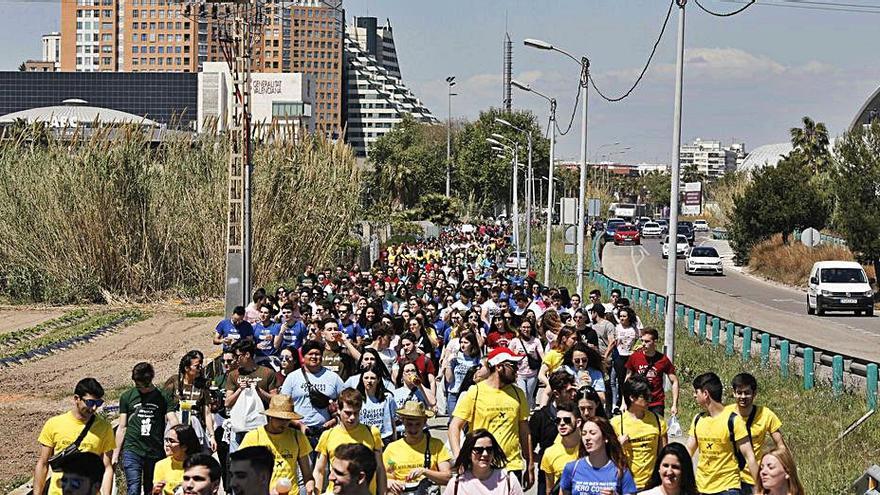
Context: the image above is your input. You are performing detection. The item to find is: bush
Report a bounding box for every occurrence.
[0,127,362,303]
[748,233,856,286]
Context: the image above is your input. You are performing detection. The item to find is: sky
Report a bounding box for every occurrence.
[2,0,880,163]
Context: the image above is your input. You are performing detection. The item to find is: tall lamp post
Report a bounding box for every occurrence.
[446,76,456,197]
[511,79,557,286]
[495,118,533,272]
[488,137,522,273]
[524,38,590,297]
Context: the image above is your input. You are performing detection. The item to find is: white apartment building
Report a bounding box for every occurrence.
[679,138,742,180]
[42,32,61,69]
[344,16,436,157]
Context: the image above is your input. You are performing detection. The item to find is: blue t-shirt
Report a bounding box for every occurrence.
[448,353,481,394]
[253,321,280,358]
[392,385,428,410]
[562,366,606,393]
[215,319,254,350]
[277,321,309,350]
[341,321,366,341]
[280,367,344,427]
[359,392,397,440]
[560,458,637,495]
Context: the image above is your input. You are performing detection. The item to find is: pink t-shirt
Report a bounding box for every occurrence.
[442,470,523,495]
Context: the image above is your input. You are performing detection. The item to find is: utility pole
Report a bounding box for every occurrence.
[664,0,686,363]
[525,132,533,271]
[446,76,456,197]
[576,57,589,298]
[512,144,521,273]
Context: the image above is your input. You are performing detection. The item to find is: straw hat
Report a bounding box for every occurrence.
[395,400,435,420]
[261,395,303,420]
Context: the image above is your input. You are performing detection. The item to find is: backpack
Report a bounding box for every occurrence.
[692,406,758,470]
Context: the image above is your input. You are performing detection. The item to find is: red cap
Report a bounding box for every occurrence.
[487,347,525,367]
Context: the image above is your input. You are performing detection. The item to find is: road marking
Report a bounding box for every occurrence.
[631,245,646,288]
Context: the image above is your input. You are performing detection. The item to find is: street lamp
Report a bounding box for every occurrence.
[446,76,456,197]
[511,78,557,286]
[495,117,534,272]
[525,37,590,296]
[487,136,522,272]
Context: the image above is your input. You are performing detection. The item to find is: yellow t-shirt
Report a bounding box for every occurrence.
[240,426,312,488]
[37,412,116,495]
[688,411,749,494]
[539,441,580,483]
[724,404,782,485]
[543,349,564,372]
[452,381,530,471]
[316,424,382,493]
[152,457,184,495]
[383,435,451,482]
[612,411,667,489]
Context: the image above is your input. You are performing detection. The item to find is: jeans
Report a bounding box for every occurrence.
[516,375,538,411]
[612,356,628,408]
[121,450,160,495]
[741,482,754,495]
[214,427,229,492]
[446,392,460,420]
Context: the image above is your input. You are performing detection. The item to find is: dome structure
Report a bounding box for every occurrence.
[738,142,793,173]
[0,99,159,128]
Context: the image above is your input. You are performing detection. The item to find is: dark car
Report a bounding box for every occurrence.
[604,218,626,242]
[677,223,695,245]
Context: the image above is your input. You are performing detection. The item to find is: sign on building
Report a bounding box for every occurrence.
[682,182,702,215]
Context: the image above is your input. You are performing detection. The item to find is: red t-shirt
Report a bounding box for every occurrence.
[400,353,436,383]
[624,351,676,407]
[486,330,517,350]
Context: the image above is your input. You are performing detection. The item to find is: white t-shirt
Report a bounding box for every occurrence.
[615,324,639,357]
[442,470,523,495]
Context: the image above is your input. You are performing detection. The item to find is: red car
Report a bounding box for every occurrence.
[613,223,641,245]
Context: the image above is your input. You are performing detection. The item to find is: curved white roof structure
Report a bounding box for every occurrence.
[0,99,158,128]
[738,142,793,173]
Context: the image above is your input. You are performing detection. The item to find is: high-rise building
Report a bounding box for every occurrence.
[344,16,436,157]
[42,32,62,69]
[679,138,741,180]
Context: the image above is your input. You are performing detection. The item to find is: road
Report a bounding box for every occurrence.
[601,233,880,364]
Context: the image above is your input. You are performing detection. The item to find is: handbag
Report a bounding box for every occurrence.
[301,368,332,409]
[228,387,267,433]
[48,414,95,470]
[517,339,541,371]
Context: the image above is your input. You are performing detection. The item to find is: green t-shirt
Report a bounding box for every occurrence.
[119,387,177,458]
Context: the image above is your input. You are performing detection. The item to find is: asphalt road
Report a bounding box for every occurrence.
[601,233,880,364]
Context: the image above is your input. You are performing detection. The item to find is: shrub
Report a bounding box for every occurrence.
[748,233,856,286]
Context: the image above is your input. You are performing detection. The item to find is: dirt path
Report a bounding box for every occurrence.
[0,311,219,487]
[0,308,68,336]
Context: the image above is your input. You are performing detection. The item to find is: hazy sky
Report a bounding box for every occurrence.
[2,0,879,162]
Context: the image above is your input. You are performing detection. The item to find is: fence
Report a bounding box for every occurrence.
[588,235,879,413]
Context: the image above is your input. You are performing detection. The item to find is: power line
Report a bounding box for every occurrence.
[588,0,675,103]
[720,0,880,13]
[694,0,756,16]
[555,71,583,136]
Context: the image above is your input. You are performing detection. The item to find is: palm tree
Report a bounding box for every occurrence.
[790,116,831,174]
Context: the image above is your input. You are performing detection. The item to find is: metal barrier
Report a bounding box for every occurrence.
[588,235,880,412]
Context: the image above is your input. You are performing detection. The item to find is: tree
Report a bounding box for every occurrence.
[366,115,447,210]
[831,121,880,280]
[17,62,26,72]
[681,163,706,183]
[637,171,671,209]
[454,108,550,215]
[728,155,829,263]
[790,116,832,175]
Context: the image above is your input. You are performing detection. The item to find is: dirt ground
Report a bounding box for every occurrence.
[0,310,219,488]
[0,308,69,336]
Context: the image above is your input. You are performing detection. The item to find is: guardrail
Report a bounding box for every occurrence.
[793,228,847,246]
[588,234,879,412]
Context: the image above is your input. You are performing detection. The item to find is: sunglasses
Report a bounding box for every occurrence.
[471,446,493,456]
[82,398,104,409]
[554,416,574,425]
[222,359,234,364]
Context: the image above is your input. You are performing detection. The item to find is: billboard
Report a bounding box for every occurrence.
[683,182,702,215]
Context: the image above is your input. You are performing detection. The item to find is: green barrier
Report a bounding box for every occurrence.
[698,313,707,341]
[687,309,695,334]
[658,296,666,318]
[804,348,815,390]
[868,363,878,411]
[760,333,770,366]
[711,317,720,346]
[676,304,684,323]
[832,355,844,396]
[632,288,640,307]
[648,294,656,315]
[742,327,753,361]
[780,340,790,378]
[726,322,735,356]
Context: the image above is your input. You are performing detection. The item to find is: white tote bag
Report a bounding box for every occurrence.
[228,387,267,433]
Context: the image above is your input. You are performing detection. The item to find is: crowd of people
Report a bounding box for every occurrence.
[34,223,805,495]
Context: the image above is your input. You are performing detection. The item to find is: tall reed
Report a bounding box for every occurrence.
[0,125,362,303]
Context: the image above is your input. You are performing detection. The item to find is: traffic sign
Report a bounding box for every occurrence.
[587,198,601,217]
[801,227,821,247]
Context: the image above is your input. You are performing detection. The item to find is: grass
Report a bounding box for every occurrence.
[748,233,862,286]
[0,309,89,348]
[0,309,147,359]
[183,309,224,318]
[0,474,31,494]
[0,125,362,303]
[635,309,880,493]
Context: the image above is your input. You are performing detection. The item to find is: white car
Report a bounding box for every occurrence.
[807,261,874,316]
[505,251,528,270]
[641,221,663,238]
[693,219,710,232]
[686,246,724,275]
[662,235,690,259]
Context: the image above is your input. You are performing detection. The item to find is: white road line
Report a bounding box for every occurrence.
[631,245,646,289]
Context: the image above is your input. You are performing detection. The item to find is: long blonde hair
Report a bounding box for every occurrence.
[755,447,804,495]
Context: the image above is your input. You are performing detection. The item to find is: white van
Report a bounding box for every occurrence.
[806,261,874,316]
